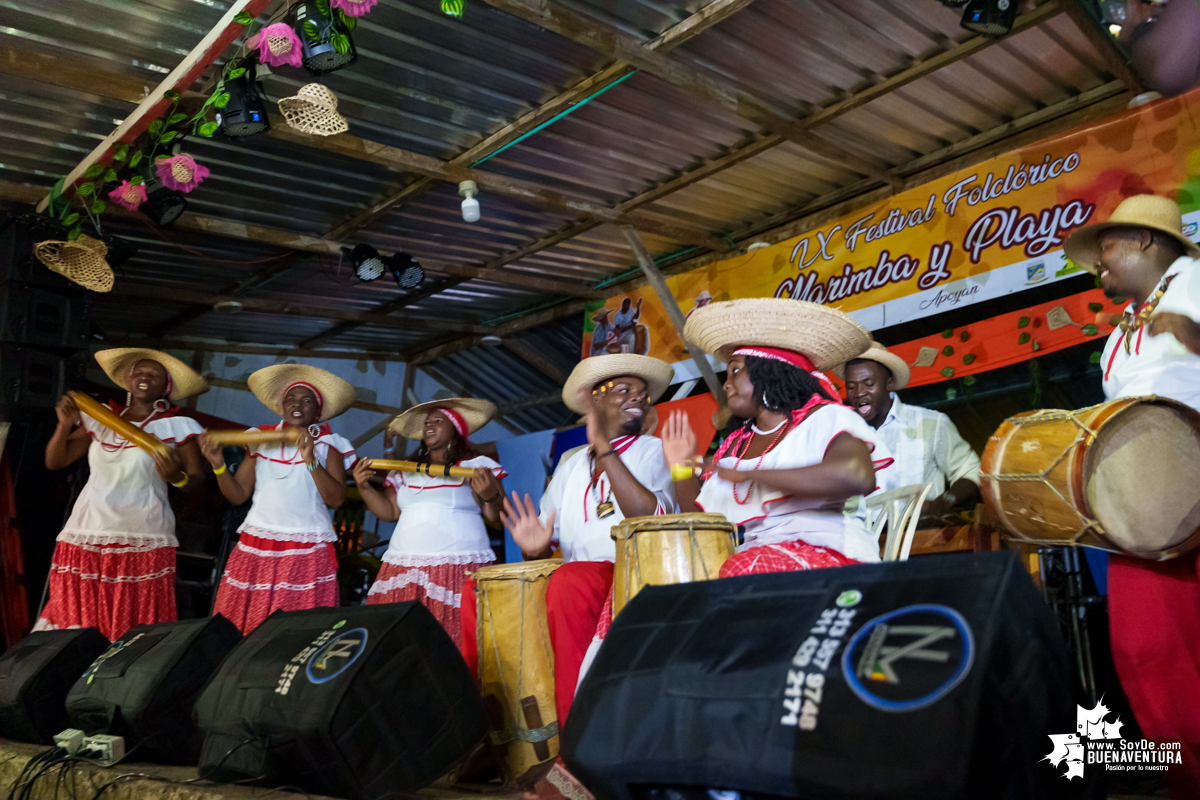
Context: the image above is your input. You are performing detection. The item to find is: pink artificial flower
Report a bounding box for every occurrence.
[257,22,303,68]
[108,180,147,211]
[155,154,210,193]
[331,0,377,17]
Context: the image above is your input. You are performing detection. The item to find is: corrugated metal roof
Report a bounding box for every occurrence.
[0,0,1129,426]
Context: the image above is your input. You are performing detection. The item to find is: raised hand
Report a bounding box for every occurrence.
[55,394,81,430]
[296,427,316,463]
[661,410,698,469]
[197,432,224,468]
[382,427,397,455]
[470,467,503,502]
[501,491,555,558]
[352,458,376,486]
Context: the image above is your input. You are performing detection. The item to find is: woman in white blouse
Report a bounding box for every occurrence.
[353,398,505,652]
[38,348,208,639]
[201,364,355,633]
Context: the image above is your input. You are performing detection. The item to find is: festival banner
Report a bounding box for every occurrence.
[583,88,1200,382]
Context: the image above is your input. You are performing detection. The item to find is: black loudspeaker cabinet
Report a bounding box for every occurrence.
[0,283,90,349]
[0,345,85,408]
[65,614,241,764]
[565,551,1083,800]
[194,602,488,800]
[0,628,109,744]
[0,211,138,289]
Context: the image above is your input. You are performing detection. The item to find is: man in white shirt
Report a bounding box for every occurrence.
[492,354,676,727]
[841,342,981,524]
[1064,194,1200,795]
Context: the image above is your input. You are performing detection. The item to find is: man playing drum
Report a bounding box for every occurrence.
[1064,194,1200,794]
[840,342,982,524]
[463,353,677,727]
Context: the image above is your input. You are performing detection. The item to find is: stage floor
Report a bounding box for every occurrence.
[0,741,523,800]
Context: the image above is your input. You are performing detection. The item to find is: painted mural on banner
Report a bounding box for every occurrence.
[583,89,1200,381]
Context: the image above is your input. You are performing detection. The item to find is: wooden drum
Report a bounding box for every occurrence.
[472,560,561,787]
[981,396,1200,560]
[611,513,738,616]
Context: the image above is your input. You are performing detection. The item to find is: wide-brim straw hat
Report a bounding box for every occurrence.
[95,348,209,402]
[1063,194,1200,272]
[561,354,673,415]
[278,83,349,137]
[389,398,497,440]
[248,364,355,423]
[683,298,871,372]
[833,341,910,390]
[33,235,115,293]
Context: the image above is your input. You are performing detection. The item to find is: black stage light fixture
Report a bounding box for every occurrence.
[386,252,424,290]
[352,243,386,282]
[939,0,969,7]
[140,176,188,227]
[292,0,358,76]
[961,0,1018,37]
[216,60,270,138]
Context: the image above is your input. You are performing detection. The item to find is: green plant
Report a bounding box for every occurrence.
[302,0,354,53]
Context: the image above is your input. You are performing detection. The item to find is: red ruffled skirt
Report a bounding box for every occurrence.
[212,532,339,634]
[366,559,491,652]
[36,541,176,641]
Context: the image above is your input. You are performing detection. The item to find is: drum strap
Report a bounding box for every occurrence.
[489,720,560,745]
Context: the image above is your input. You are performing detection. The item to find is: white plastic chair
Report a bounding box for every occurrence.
[866,483,934,562]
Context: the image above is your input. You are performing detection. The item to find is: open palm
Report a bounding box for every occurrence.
[501,491,555,558]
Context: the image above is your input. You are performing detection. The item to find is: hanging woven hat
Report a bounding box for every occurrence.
[833,341,910,390]
[683,298,870,372]
[1063,194,1200,273]
[278,83,349,136]
[389,398,497,440]
[248,364,356,423]
[33,235,115,293]
[561,353,673,415]
[95,348,209,402]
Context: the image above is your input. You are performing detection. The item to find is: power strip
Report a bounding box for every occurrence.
[79,735,125,767]
[52,728,85,755]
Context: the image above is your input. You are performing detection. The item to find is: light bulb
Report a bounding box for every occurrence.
[461,195,480,223]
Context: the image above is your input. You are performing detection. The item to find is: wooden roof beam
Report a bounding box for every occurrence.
[1060,0,1142,94]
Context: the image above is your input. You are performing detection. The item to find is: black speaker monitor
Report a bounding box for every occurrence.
[565,552,1080,800]
[65,614,241,764]
[0,628,109,744]
[194,602,488,799]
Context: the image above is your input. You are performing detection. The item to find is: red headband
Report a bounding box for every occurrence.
[732,346,816,372]
[283,381,324,415]
[435,407,468,438]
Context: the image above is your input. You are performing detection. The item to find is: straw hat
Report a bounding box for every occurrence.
[1063,194,1200,272]
[33,235,115,293]
[683,298,871,372]
[278,83,349,136]
[94,348,209,402]
[833,342,910,390]
[389,398,497,440]
[248,364,355,423]
[561,354,673,415]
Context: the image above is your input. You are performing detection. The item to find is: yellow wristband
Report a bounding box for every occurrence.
[171,472,189,488]
[671,464,699,482]
[213,463,227,476]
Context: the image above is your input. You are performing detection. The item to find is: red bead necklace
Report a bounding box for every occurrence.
[731,420,791,505]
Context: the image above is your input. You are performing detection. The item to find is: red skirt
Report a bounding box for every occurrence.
[366,559,490,652]
[212,533,339,634]
[36,541,176,641]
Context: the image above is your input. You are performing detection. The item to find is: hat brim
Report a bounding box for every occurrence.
[1064,221,1200,273]
[834,346,910,390]
[562,354,673,415]
[389,398,498,440]
[683,298,871,372]
[94,348,209,402]
[247,364,356,423]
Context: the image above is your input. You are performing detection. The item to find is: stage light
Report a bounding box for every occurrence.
[939,0,969,7]
[216,60,270,138]
[459,180,480,223]
[961,0,1017,37]
[140,176,188,226]
[351,243,386,282]
[386,252,425,290]
[292,0,358,76]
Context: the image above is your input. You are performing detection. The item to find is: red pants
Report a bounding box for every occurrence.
[1108,553,1200,796]
[461,560,614,729]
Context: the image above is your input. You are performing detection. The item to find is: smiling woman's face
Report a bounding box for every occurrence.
[423,409,458,450]
[282,385,320,427]
[128,360,169,403]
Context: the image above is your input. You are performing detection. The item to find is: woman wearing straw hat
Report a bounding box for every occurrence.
[663,298,892,576]
[201,364,355,633]
[352,399,506,651]
[37,348,208,639]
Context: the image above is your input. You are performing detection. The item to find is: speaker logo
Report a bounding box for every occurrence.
[841,604,974,711]
[82,633,145,685]
[306,628,369,684]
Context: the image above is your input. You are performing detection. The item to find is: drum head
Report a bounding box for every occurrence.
[1085,401,1200,555]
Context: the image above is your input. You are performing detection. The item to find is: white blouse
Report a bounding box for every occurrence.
[380,456,506,566]
[58,408,203,550]
[696,405,889,564]
[239,426,356,544]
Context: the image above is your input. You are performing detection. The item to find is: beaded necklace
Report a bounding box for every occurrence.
[731,420,791,505]
[1118,273,1177,355]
